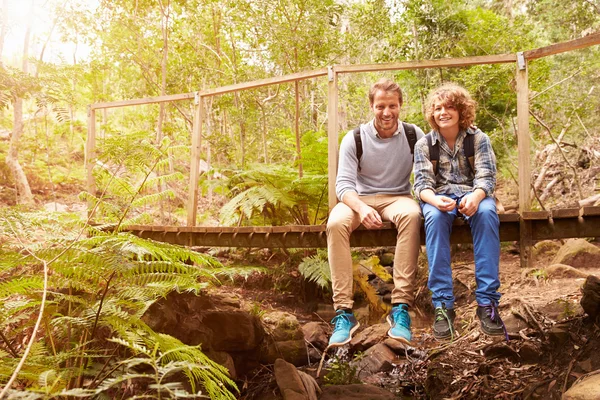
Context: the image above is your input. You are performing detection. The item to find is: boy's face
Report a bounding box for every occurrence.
[433,100,459,132]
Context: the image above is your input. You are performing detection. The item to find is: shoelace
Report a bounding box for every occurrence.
[331,312,352,332]
[435,304,455,341]
[391,306,410,328]
[482,304,509,341]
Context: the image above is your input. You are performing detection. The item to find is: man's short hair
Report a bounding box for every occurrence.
[369,79,403,106]
[425,83,477,131]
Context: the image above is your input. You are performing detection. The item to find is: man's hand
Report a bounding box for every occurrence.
[458,190,486,217]
[434,196,457,212]
[358,204,383,229]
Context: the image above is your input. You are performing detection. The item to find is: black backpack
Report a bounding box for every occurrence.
[426,132,475,176]
[353,122,417,172]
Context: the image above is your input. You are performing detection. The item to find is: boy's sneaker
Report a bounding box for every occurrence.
[477,304,508,339]
[386,304,412,345]
[433,304,456,340]
[328,309,360,347]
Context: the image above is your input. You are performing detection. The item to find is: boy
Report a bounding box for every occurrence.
[413,83,506,340]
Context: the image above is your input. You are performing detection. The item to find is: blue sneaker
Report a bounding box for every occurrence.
[328,309,360,347]
[386,304,412,344]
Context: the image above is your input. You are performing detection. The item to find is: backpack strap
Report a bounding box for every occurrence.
[463,132,475,173]
[402,122,417,157]
[353,126,362,172]
[426,134,439,176]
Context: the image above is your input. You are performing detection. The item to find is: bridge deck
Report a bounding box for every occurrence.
[123,207,600,248]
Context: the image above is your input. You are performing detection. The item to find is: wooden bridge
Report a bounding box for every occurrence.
[86,33,600,267]
[123,206,600,248]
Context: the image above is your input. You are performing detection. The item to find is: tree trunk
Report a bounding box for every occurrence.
[7,0,34,205]
[156,0,170,144]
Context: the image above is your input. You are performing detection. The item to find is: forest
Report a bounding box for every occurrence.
[1,0,600,399]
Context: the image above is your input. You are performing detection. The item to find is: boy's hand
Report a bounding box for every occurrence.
[435,196,456,212]
[458,191,485,216]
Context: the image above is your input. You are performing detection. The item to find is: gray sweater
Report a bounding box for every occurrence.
[336,120,425,201]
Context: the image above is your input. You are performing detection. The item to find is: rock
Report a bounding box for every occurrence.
[350,323,388,351]
[546,264,589,279]
[273,358,309,400]
[206,350,237,379]
[301,321,328,351]
[532,240,561,260]
[562,372,600,400]
[518,341,543,363]
[379,252,395,266]
[581,275,600,320]
[369,277,393,296]
[548,325,570,347]
[44,202,69,212]
[539,298,583,321]
[351,343,396,379]
[319,384,395,399]
[261,311,308,366]
[483,342,519,361]
[552,239,600,269]
[503,313,531,335]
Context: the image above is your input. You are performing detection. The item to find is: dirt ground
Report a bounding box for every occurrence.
[219,243,600,400]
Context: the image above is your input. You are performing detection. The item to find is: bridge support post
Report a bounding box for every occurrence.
[187,92,203,226]
[327,66,339,211]
[516,53,533,268]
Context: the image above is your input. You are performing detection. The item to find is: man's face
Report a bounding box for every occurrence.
[371,90,400,138]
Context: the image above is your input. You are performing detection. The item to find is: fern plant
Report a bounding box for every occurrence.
[0,210,246,399]
[298,249,331,290]
[211,163,328,226]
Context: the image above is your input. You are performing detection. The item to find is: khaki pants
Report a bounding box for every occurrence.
[326,194,421,310]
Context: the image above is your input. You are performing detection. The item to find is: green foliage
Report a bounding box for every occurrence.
[298,250,331,290]
[323,352,363,385]
[214,164,328,226]
[0,211,243,399]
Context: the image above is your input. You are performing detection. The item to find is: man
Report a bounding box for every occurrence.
[413,83,506,340]
[326,79,424,347]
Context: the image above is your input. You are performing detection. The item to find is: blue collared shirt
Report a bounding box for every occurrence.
[413,128,497,200]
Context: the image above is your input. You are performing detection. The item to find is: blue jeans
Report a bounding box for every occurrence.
[422,194,501,309]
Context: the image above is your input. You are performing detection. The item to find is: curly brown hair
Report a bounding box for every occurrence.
[425,83,477,131]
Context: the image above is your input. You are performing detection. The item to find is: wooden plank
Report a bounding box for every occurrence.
[335,54,516,74]
[582,206,600,216]
[186,97,203,226]
[524,31,600,60]
[91,92,195,110]
[498,213,521,222]
[85,107,96,201]
[521,211,550,220]
[516,57,532,269]
[327,67,339,211]
[551,208,580,219]
[199,69,328,97]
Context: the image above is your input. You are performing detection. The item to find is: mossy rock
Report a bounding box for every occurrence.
[552,239,600,269]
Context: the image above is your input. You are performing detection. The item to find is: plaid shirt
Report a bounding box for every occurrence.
[413,128,497,200]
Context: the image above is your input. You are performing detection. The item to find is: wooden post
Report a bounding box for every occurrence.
[85,106,96,198]
[186,93,203,226]
[327,67,339,211]
[516,53,532,268]
[295,81,303,178]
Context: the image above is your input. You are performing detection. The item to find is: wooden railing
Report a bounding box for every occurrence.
[87,32,600,265]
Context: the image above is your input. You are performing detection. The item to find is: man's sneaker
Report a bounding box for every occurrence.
[477,304,508,339]
[328,309,360,347]
[386,304,412,345]
[432,304,456,340]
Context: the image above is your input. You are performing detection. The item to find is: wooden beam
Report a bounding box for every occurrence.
[335,54,517,74]
[516,55,532,268]
[199,69,328,97]
[327,67,339,211]
[186,95,203,226]
[91,93,195,110]
[524,31,600,60]
[85,106,96,197]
